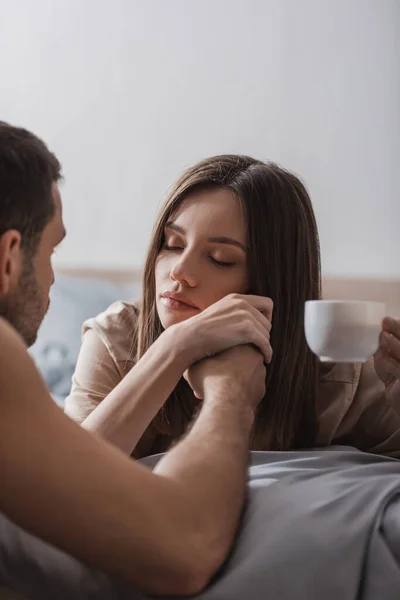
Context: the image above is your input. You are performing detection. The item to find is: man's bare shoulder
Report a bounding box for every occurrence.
[0,318,53,418]
[0,318,29,374]
[0,317,25,346]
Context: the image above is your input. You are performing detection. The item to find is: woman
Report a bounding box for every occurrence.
[65,155,400,458]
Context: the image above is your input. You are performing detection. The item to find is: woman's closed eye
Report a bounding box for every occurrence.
[209,256,236,268]
[163,243,184,251]
[163,240,237,268]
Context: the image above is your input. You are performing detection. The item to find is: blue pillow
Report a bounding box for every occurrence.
[30,275,139,403]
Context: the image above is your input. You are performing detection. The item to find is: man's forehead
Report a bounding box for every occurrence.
[52,183,63,213]
[51,183,66,241]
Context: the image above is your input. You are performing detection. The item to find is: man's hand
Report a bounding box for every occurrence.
[374,317,400,407]
[185,345,266,412]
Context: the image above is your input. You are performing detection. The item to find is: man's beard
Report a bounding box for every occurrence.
[0,258,48,347]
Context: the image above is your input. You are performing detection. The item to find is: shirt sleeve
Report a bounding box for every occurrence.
[64,329,123,423]
[64,301,138,424]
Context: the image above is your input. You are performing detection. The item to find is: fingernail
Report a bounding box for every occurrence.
[383,331,392,346]
[382,317,392,330]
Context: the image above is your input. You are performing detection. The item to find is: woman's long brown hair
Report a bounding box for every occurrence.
[136,155,321,452]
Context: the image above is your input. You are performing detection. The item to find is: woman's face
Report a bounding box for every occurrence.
[155,187,249,329]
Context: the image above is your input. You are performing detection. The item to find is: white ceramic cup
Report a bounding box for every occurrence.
[304,300,386,363]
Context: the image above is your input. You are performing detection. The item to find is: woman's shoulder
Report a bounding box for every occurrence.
[85,300,139,330]
[83,300,140,364]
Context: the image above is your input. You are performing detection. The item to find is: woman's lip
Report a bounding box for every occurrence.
[161,296,199,312]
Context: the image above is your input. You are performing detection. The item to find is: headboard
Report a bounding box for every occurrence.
[322,277,399,317]
[56,269,400,318]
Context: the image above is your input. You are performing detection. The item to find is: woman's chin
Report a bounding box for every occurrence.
[158,309,193,330]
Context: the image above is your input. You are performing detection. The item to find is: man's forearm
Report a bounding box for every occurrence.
[0,320,255,596]
[154,385,253,575]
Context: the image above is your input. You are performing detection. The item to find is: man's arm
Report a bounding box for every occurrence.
[0,320,264,596]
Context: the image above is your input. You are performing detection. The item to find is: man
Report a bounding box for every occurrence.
[0,121,268,597]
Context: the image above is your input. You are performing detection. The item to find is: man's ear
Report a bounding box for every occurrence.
[0,230,23,295]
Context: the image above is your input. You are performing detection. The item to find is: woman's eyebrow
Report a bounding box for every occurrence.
[165,222,185,234]
[207,236,247,252]
[165,222,246,252]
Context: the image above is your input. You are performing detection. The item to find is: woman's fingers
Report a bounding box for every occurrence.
[382,317,400,339]
[236,294,274,321]
[228,295,273,362]
[381,329,400,362]
[242,300,272,334]
[254,333,273,364]
[189,293,274,362]
[244,319,272,363]
[228,295,272,334]
[376,321,400,383]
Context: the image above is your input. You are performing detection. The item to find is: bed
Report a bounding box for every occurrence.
[1,448,400,599]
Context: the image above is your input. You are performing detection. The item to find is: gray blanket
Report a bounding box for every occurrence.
[1,447,400,599]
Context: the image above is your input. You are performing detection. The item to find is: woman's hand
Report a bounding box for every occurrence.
[169,293,273,367]
[374,317,400,408]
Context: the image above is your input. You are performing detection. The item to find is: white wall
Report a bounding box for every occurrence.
[0,0,399,277]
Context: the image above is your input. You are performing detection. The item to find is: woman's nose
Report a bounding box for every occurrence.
[170,254,197,288]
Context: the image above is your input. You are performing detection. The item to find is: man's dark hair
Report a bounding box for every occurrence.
[0,121,62,256]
